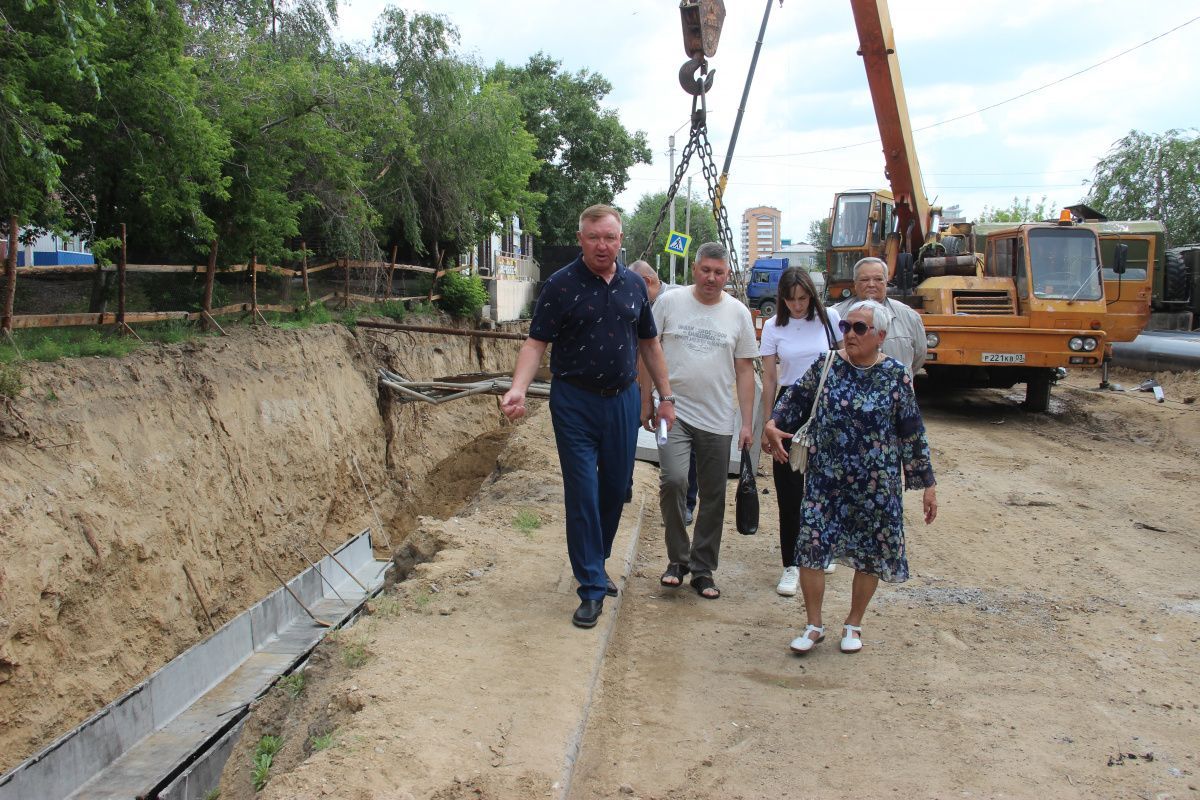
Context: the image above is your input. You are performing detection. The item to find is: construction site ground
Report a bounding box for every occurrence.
[227,366,1200,800]
[2,324,1199,799]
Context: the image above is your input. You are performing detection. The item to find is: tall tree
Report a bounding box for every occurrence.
[489,53,651,247]
[372,8,542,261]
[58,0,230,260]
[1085,129,1200,247]
[0,0,111,227]
[975,195,1055,224]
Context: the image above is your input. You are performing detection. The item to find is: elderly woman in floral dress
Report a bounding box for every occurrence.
[763,299,938,654]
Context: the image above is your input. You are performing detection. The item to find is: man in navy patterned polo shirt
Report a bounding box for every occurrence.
[502,204,676,629]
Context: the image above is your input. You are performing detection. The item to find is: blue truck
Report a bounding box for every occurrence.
[745,258,826,317]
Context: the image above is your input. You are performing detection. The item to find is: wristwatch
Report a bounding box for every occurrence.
[658,395,676,404]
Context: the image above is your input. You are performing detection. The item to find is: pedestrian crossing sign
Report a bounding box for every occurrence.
[664,230,692,258]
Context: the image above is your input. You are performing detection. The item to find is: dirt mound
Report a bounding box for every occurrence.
[0,319,523,773]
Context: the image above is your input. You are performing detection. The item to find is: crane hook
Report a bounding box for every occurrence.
[679,56,715,96]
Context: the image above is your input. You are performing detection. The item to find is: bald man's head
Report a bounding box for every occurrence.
[630,260,661,302]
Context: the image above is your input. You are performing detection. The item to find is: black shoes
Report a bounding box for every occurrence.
[572,599,604,628]
[605,574,619,597]
[685,508,695,526]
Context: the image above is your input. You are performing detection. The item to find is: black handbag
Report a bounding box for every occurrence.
[735,446,759,535]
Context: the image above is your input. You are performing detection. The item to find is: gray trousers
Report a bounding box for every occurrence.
[659,419,731,578]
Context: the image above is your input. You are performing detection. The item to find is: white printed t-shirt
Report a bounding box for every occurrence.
[652,288,759,435]
[759,307,841,387]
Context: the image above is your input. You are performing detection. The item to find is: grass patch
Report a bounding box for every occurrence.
[341,641,370,669]
[278,672,305,699]
[514,509,541,536]
[371,299,407,321]
[369,594,404,617]
[204,789,221,800]
[309,731,336,751]
[412,589,433,610]
[0,327,143,363]
[408,300,435,317]
[0,363,21,400]
[139,320,196,344]
[268,301,332,331]
[251,734,283,791]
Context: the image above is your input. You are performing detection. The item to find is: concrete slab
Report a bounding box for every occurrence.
[0,530,388,800]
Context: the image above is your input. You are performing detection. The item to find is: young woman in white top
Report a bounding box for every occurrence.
[759,268,841,596]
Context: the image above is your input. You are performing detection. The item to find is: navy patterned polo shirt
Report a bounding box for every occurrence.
[529,255,657,390]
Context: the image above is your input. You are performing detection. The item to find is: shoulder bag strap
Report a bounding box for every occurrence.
[802,350,835,430]
[815,302,838,349]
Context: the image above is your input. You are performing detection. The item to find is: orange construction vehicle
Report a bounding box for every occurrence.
[824,0,1141,410]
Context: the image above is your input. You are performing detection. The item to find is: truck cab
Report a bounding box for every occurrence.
[745,257,789,317]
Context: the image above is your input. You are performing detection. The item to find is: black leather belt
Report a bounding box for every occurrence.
[559,376,630,397]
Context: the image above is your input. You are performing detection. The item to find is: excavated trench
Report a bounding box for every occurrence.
[0,320,523,794]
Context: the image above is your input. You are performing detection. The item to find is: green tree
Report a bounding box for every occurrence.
[806,217,831,266]
[0,0,111,227]
[371,8,542,261]
[57,0,230,261]
[975,195,1056,224]
[1085,128,1200,246]
[623,190,719,282]
[489,53,651,247]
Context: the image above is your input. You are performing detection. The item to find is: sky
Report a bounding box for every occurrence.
[335,0,1200,248]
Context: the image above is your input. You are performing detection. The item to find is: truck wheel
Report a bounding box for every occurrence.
[759,300,777,318]
[1023,371,1052,412]
[1164,249,1189,302]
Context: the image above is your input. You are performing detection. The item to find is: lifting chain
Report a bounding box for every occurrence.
[638,80,743,295]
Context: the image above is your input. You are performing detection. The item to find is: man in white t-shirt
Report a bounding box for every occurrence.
[641,242,758,600]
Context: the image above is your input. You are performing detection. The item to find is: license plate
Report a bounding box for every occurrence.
[982,352,1025,364]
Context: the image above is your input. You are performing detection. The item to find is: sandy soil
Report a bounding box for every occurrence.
[216,367,1200,800]
[0,321,520,773]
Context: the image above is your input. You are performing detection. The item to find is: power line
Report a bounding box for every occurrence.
[736,13,1200,160]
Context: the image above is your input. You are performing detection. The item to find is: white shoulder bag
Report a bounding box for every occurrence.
[789,350,835,473]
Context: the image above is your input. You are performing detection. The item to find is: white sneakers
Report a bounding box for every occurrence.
[839,624,863,653]
[789,624,825,653]
[778,564,836,595]
[776,566,800,596]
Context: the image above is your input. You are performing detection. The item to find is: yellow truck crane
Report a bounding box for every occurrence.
[825,0,1137,410]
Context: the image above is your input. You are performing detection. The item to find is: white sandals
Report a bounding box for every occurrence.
[839,624,863,653]
[789,624,825,653]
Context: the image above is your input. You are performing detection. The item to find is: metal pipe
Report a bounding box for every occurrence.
[356,319,527,340]
[1110,332,1200,372]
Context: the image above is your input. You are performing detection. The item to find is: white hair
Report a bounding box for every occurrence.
[852,257,887,280]
[847,299,890,334]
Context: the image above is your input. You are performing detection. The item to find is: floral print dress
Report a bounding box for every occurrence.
[771,352,935,582]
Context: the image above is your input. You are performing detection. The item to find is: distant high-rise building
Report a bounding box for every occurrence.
[741,206,781,266]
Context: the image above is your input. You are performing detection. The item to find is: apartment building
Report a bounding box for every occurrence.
[740,206,781,265]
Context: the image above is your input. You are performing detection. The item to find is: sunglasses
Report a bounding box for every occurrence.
[838,320,875,336]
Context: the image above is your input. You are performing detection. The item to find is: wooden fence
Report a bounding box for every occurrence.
[0,220,456,335]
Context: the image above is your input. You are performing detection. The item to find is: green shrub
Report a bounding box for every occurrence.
[373,300,406,321]
[278,672,305,699]
[28,336,64,362]
[271,301,332,330]
[251,734,284,791]
[435,270,488,318]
